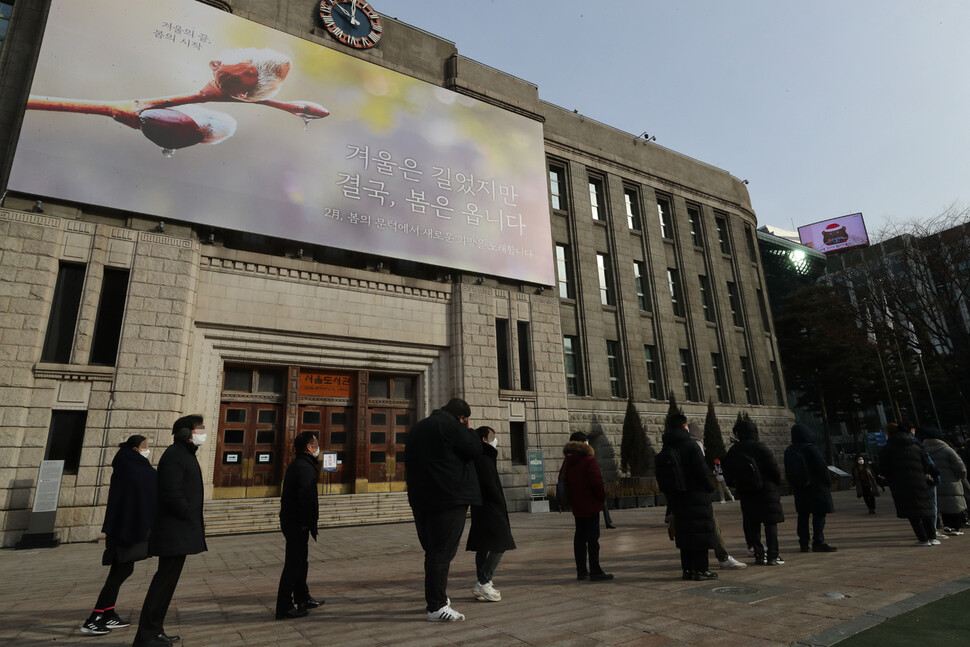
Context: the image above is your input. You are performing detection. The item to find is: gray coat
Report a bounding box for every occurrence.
[923,438,968,515]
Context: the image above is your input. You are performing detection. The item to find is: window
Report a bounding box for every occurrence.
[634,261,650,311]
[624,186,641,230]
[223,367,285,393]
[509,421,527,465]
[680,349,698,401]
[563,335,583,396]
[698,275,714,322]
[740,355,758,405]
[715,215,730,254]
[41,262,86,364]
[687,204,703,247]
[496,318,512,390]
[711,353,727,403]
[745,225,758,262]
[0,3,12,52]
[644,345,662,400]
[555,243,574,299]
[657,196,674,240]
[517,321,533,391]
[89,268,130,366]
[548,164,566,211]
[770,360,785,406]
[606,340,625,398]
[756,288,771,331]
[257,370,285,393]
[597,253,615,306]
[667,268,684,317]
[589,176,605,221]
[726,281,743,327]
[45,410,88,475]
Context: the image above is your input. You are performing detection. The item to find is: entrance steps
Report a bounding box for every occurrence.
[204,492,413,536]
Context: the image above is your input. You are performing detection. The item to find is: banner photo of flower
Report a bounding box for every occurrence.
[9,0,554,285]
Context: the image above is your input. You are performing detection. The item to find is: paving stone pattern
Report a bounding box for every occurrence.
[1,491,968,646]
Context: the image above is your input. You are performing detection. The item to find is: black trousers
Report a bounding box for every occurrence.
[909,516,936,542]
[573,513,602,575]
[863,492,877,511]
[134,554,185,643]
[413,505,467,612]
[743,518,779,559]
[680,548,710,573]
[797,511,827,545]
[94,560,135,611]
[276,527,311,613]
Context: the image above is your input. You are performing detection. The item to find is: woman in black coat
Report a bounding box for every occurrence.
[659,416,717,581]
[81,435,157,635]
[466,426,516,601]
[784,424,836,553]
[724,420,785,565]
[879,422,936,544]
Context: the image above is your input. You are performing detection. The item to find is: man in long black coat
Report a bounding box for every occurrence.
[132,415,207,647]
[879,422,936,544]
[724,420,785,566]
[784,424,836,553]
[276,431,322,619]
[404,398,482,622]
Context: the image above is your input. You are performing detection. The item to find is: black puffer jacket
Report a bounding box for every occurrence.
[405,409,482,512]
[280,452,320,538]
[724,429,785,525]
[102,447,157,546]
[149,438,207,557]
[785,424,834,515]
[466,442,516,552]
[661,427,716,551]
[880,431,934,519]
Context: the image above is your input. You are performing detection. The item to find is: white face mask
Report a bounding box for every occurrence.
[312,447,321,458]
[190,432,207,447]
[488,438,498,448]
[140,449,151,459]
[857,459,864,465]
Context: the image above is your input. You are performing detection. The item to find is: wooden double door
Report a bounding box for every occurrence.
[213,402,284,498]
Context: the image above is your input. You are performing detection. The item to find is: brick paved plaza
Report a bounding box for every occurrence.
[2,490,968,647]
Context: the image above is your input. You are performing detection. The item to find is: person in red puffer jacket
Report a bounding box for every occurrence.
[561,432,613,581]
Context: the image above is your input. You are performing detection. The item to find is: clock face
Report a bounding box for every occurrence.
[319,0,383,49]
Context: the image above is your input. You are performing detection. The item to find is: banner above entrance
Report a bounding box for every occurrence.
[300,370,354,398]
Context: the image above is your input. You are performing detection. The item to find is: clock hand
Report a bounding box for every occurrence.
[349,0,360,26]
[337,3,353,19]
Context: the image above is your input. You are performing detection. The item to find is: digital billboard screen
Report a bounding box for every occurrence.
[797,213,870,254]
[8,0,554,284]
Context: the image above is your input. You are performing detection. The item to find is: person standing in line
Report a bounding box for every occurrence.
[851,454,881,514]
[658,416,718,580]
[81,435,157,636]
[132,415,207,647]
[785,424,837,553]
[466,426,516,602]
[724,420,786,566]
[920,427,967,534]
[878,422,937,546]
[562,431,614,581]
[275,431,323,619]
[404,398,482,622]
[713,459,735,503]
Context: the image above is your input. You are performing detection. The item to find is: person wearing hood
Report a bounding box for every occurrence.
[784,424,836,553]
[878,422,937,545]
[851,454,881,514]
[723,420,785,565]
[466,426,516,602]
[80,435,157,636]
[561,431,613,581]
[404,398,482,622]
[132,415,207,647]
[920,426,967,533]
[687,423,745,571]
[659,416,718,580]
[275,431,323,620]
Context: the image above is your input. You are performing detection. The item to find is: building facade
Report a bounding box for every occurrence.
[0,0,793,547]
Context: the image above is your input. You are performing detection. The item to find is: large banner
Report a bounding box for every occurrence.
[797,213,870,254]
[9,0,554,284]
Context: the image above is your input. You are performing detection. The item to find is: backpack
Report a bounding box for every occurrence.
[655,447,687,494]
[785,447,812,488]
[733,452,763,491]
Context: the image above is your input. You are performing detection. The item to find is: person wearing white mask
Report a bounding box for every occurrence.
[465,426,516,602]
[132,415,207,647]
[275,431,323,619]
[81,435,157,635]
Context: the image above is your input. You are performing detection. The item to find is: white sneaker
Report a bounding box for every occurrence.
[935,532,949,540]
[719,556,747,569]
[427,604,465,622]
[915,540,933,546]
[472,581,501,601]
[930,538,942,545]
[949,530,965,536]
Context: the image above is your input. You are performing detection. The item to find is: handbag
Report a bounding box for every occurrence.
[102,539,149,565]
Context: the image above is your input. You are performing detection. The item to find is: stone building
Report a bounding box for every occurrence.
[0,0,793,547]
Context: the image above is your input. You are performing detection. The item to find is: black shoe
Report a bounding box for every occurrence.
[765,558,783,566]
[869,509,876,514]
[692,571,718,581]
[605,523,617,529]
[576,572,589,580]
[754,556,766,565]
[812,543,837,553]
[276,606,309,620]
[799,542,810,553]
[589,571,614,581]
[133,639,176,647]
[682,570,693,580]
[157,634,180,644]
[300,596,323,609]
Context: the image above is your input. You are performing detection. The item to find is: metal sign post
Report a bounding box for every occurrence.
[16,460,64,549]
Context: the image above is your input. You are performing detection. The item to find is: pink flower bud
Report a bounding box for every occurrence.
[139,106,237,154]
[209,48,291,102]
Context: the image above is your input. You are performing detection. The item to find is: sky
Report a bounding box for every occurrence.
[381,0,970,241]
